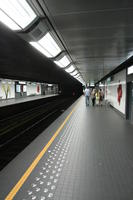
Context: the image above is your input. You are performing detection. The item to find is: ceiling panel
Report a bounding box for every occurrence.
[43,0,133,14]
[40,0,133,82]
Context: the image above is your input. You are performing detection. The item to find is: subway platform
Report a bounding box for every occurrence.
[0,94,58,108]
[0,96,133,200]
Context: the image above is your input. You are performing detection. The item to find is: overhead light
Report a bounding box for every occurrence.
[30,42,52,58]
[77,77,85,84]
[19,81,26,84]
[74,73,80,78]
[127,65,133,75]
[65,65,75,73]
[99,82,104,87]
[0,0,37,30]
[54,56,70,68]
[76,76,81,80]
[30,32,61,58]
[39,33,61,57]
[71,70,78,76]
[0,10,20,30]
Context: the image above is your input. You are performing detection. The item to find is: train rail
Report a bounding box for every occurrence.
[0,96,77,170]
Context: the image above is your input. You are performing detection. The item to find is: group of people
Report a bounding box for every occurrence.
[84,87,104,106]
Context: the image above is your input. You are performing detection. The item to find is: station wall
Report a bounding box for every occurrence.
[0,79,59,100]
[105,69,126,115]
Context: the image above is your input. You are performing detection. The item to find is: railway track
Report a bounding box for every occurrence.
[0,96,76,170]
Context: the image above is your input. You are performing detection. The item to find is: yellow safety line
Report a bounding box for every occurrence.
[5,101,78,200]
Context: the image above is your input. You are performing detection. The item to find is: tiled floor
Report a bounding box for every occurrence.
[0,96,133,200]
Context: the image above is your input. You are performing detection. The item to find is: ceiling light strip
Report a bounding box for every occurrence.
[0,9,21,30]
[0,0,37,30]
[54,55,70,68]
[38,33,61,57]
[71,70,78,76]
[30,32,62,58]
[65,65,75,73]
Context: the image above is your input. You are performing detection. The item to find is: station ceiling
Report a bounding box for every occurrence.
[37,0,133,83]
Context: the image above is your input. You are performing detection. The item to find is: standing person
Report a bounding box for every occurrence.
[99,89,104,106]
[84,86,90,106]
[95,90,100,106]
[91,88,96,106]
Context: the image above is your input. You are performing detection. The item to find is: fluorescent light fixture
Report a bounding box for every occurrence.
[99,82,104,87]
[0,0,36,30]
[99,84,104,87]
[78,77,85,84]
[76,76,81,80]
[48,84,53,86]
[30,42,53,58]
[74,74,80,78]
[54,56,70,68]
[71,70,78,76]
[65,65,75,73]
[127,65,133,75]
[19,81,26,84]
[90,83,95,86]
[39,33,61,57]
[90,81,95,86]
[0,10,20,30]
[30,32,61,58]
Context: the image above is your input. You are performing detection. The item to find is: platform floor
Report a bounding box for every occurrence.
[0,96,133,200]
[0,94,58,108]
